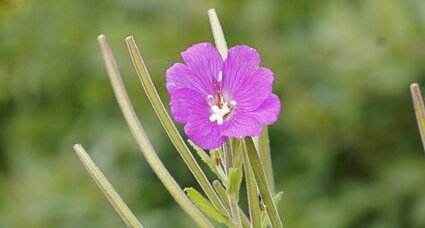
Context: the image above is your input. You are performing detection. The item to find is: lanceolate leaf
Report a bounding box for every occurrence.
[273,191,284,205]
[185,188,231,225]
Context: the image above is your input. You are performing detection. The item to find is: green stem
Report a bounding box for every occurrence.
[243,137,283,228]
[259,127,275,194]
[74,144,143,228]
[97,35,213,228]
[241,144,262,228]
[208,8,228,59]
[213,180,251,228]
[229,195,243,228]
[222,139,240,227]
[223,141,233,174]
[125,36,230,218]
[410,83,425,152]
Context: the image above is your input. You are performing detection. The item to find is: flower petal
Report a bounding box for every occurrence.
[184,119,228,150]
[166,43,223,96]
[252,93,281,125]
[221,46,273,112]
[169,88,210,124]
[222,112,262,138]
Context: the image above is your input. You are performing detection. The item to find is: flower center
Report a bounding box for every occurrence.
[207,71,237,125]
[208,98,237,125]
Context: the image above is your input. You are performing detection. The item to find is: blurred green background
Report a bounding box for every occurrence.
[1,0,424,227]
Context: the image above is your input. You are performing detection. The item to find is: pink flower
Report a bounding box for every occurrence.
[166,43,281,150]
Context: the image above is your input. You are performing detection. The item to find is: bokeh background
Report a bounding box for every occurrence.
[1,0,425,227]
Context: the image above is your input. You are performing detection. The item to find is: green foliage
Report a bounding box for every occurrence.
[184,187,231,225]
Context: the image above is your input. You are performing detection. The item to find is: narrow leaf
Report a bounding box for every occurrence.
[273,191,284,205]
[73,144,143,228]
[185,188,231,225]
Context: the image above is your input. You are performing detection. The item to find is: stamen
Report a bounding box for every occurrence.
[230,100,237,106]
[217,117,224,125]
[211,105,220,112]
[218,71,222,82]
[209,102,231,125]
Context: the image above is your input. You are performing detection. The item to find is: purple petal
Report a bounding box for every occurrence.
[221,46,273,112]
[184,119,228,150]
[166,43,223,96]
[252,94,281,125]
[222,111,262,138]
[170,88,210,124]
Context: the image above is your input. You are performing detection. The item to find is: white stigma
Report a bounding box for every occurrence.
[218,71,223,82]
[209,100,237,125]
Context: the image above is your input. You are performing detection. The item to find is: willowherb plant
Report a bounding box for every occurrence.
[74,9,284,228]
